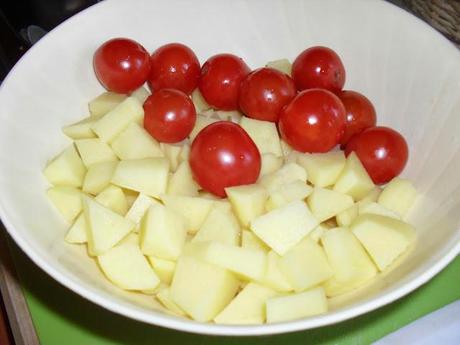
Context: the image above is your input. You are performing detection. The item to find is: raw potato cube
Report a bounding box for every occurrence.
[307,187,354,222]
[178,143,191,164]
[62,116,98,139]
[226,184,268,227]
[92,97,144,143]
[297,151,346,187]
[161,195,214,233]
[186,241,267,281]
[95,185,128,215]
[75,138,118,167]
[214,283,277,324]
[139,203,187,260]
[351,214,416,271]
[43,144,86,187]
[124,189,138,209]
[97,241,160,291]
[359,186,382,203]
[321,227,377,297]
[280,140,293,157]
[111,158,169,198]
[359,202,400,219]
[250,200,318,255]
[82,161,118,195]
[47,186,82,223]
[88,91,126,117]
[191,88,211,113]
[148,257,176,284]
[266,59,292,76]
[130,86,150,104]
[333,152,375,200]
[189,115,219,140]
[283,150,301,164]
[240,117,282,157]
[309,224,328,243]
[215,110,243,123]
[259,153,283,177]
[65,214,87,244]
[170,256,239,322]
[279,237,333,292]
[336,204,359,227]
[160,143,183,172]
[192,208,240,246]
[110,122,163,160]
[266,180,312,211]
[156,287,186,316]
[378,178,417,218]
[241,230,270,252]
[262,251,293,292]
[125,193,160,227]
[167,161,199,197]
[260,163,307,192]
[211,199,233,213]
[83,196,135,256]
[266,287,328,323]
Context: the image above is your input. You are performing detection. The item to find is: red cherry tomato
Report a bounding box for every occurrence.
[198,54,250,110]
[93,38,150,94]
[148,43,200,95]
[345,126,409,184]
[292,46,345,93]
[189,122,261,197]
[338,90,377,146]
[143,89,196,143]
[238,67,297,122]
[278,88,346,153]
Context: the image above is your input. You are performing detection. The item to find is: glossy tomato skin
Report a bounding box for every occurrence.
[338,90,377,146]
[278,89,346,153]
[93,38,150,94]
[198,54,250,111]
[189,122,261,197]
[239,67,297,122]
[292,46,345,93]
[143,89,196,143]
[345,126,408,184]
[148,43,200,95]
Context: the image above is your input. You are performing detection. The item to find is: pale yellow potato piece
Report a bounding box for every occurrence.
[266,59,292,76]
[262,251,293,292]
[62,116,98,139]
[192,208,240,246]
[65,214,87,244]
[191,88,211,113]
[95,184,128,216]
[189,115,219,140]
[125,193,160,228]
[130,86,150,104]
[148,257,176,285]
[240,117,282,157]
[241,230,270,253]
[75,138,118,167]
[378,178,417,218]
[43,144,86,188]
[266,180,312,211]
[226,184,268,228]
[359,202,400,219]
[47,186,82,223]
[297,151,346,187]
[82,161,117,195]
[167,161,200,197]
[259,153,283,177]
[259,163,307,192]
[88,92,126,117]
[160,143,183,172]
[156,286,186,316]
[336,203,359,227]
[307,187,354,222]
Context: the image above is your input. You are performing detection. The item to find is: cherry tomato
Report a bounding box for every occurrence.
[198,54,250,110]
[345,126,409,184]
[148,43,200,95]
[189,121,261,197]
[278,88,346,153]
[292,46,345,93]
[238,67,297,122]
[143,89,196,143]
[93,38,150,94]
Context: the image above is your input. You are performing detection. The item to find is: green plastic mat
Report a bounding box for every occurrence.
[8,241,460,345]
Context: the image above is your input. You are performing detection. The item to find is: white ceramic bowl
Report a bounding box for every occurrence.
[0,0,459,336]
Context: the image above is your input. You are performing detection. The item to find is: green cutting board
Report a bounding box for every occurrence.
[9,242,460,345]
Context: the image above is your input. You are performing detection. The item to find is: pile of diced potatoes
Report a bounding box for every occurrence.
[44,75,418,324]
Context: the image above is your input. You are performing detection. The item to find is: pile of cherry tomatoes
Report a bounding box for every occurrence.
[93,38,408,196]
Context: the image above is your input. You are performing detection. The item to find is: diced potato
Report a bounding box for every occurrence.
[283,150,301,164]
[125,193,161,228]
[47,186,82,223]
[95,184,128,215]
[250,200,318,255]
[240,117,282,157]
[266,59,292,76]
[351,214,416,271]
[156,286,186,316]
[280,140,293,157]
[65,214,87,244]
[307,187,354,222]
[43,144,86,187]
[214,283,277,324]
[160,195,214,233]
[297,151,346,187]
[378,178,417,218]
[260,163,307,192]
[123,189,138,209]
[160,143,183,172]
[215,110,243,123]
[266,180,312,211]
[62,116,98,139]
[212,200,233,213]
[139,203,187,260]
[75,138,118,167]
[148,257,176,285]
[321,227,377,297]
[225,184,268,227]
[241,230,270,252]
[359,202,400,219]
[110,122,163,160]
[130,86,150,104]
[186,241,267,281]
[83,196,135,256]
[266,287,328,323]
[262,251,293,292]
[333,152,375,200]
[97,240,160,291]
[279,237,333,292]
[189,115,219,140]
[359,186,382,203]
[192,208,240,246]
[111,158,169,198]
[177,143,190,165]
[309,224,328,243]
[88,92,127,117]
[92,97,144,143]
[82,161,117,195]
[336,204,359,227]
[167,161,199,197]
[170,256,239,322]
[259,154,283,177]
[191,88,211,113]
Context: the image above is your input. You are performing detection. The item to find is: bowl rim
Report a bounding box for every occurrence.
[1,0,460,336]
